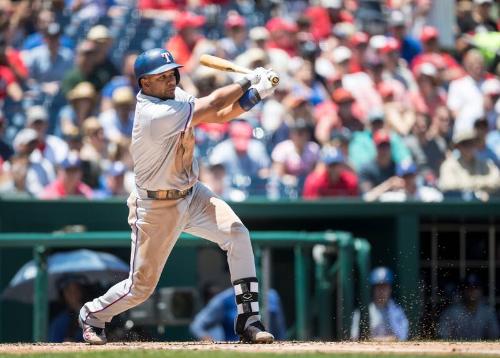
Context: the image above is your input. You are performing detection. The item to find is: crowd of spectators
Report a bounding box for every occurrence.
[0,0,498,201]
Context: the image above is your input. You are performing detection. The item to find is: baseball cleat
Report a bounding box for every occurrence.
[79,317,107,345]
[239,322,275,344]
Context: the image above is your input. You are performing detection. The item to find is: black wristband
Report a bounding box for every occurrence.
[236,78,251,92]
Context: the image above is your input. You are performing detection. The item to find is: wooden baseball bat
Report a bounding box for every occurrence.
[199,54,279,86]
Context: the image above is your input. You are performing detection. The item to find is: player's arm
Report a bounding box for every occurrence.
[192,69,278,125]
[191,82,248,126]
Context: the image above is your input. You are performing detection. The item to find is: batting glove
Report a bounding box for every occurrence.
[252,69,279,99]
[246,67,268,85]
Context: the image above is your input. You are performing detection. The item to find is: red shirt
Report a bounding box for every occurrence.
[0,66,15,101]
[165,34,203,71]
[6,48,28,80]
[138,0,186,10]
[39,179,93,199]
[303,168,358,198]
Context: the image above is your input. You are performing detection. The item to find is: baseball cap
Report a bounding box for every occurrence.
[462,273,482,288]
[229,121,253,152]
[67,82,96,101]
[368,110,385,123]
[350,32,369,47]
[174,12,206,31]
[225,13,246,29]
[369,35,388,51]
[330,128,352,143]
[46,22,61,37]
[370,267,394,285]
[380,37,400,54]
[26,105,49,125]
[378,82,395,99]
[474,0,493,5]
[332,46,352,64]
[388,10,405,27]
[87,25,111,43]
[396,161,417,177]
[420,26,439,43]
[373,130,391,146]
[13,128,38,151]
[482,78,500,96]
[415,62,438,78]
[265,17,298,33]
[320,0,342,9]
[249,26,269,41]
[321,147,345,165]
[332,88,354,104]
[106,161,127,177]
[60,152,82,170]
[332,22,355,39]
[452,129,477,145]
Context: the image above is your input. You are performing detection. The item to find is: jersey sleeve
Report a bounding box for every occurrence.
[150,99,194,139]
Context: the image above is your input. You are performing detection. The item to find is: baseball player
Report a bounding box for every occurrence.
[78,48,278,344]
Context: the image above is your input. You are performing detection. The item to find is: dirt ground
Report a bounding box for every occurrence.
[0,341,499,356]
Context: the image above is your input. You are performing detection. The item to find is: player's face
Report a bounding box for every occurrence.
[143,69,177,100]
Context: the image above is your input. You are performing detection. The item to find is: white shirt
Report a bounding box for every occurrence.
[447,75,484,132]
[379,186,444,202]
[131,87,197,191]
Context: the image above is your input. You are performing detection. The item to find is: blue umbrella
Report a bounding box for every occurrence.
[2,249,129,304]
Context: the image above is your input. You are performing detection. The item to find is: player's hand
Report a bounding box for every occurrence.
[246,67,267,85]
[252,69,278,99]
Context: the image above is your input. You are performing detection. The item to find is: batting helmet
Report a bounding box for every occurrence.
[134,48,182,87]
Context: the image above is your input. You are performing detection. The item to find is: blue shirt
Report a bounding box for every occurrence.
[24,45,74,83]
[102,76,139,99]
[22,33,75,51]
[190,287,286,341]
[49,311,83,342]
[401,35,422,64]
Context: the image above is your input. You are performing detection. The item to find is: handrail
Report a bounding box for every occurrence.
[0,231,369,342]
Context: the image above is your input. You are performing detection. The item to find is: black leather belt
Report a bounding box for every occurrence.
[147,187,193,200]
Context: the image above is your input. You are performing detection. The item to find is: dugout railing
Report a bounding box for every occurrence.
[0,231,371,342]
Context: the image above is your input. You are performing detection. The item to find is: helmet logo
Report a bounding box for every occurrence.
[161,52,173,63]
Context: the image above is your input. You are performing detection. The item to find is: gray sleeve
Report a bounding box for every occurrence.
[150,100,194,139]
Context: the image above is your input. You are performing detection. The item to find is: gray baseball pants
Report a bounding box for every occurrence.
[80,181,256,328]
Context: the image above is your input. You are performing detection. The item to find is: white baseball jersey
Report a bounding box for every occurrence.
[132,87,198,191]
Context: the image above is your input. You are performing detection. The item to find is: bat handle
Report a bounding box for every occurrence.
[268,74,280,87]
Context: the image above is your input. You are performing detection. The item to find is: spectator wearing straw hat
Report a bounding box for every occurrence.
[86,25,119,83]
[98,87,135,143]
[58,82,97,137]
[439,128,500,199]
